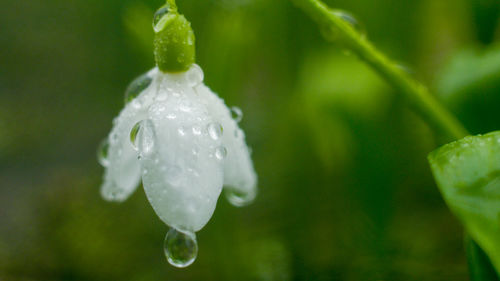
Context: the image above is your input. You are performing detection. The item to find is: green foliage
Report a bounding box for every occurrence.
[437,45,500,134]
[429,132,500,277]
[466,236,500,281]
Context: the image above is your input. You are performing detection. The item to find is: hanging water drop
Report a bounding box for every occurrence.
[164,228,198,268]
[230,106,243,122]
[214,146,227,160]
[153,5,172,33]
[124,73,153,105]
[225,187,256,207]
[130,121,143,150]
[207,122,223,140]
[332,10,366,37]
[97,138,110,167]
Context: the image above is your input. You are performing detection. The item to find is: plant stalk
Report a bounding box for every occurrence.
[291,0,469,142]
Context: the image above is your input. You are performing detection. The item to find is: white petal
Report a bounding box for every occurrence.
[100,68,158,202]
[138,73,224,232]
[196,84,258,206]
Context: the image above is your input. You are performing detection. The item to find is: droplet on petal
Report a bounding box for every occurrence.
[230,106,243,122]
[214,146,227,160]
[186,64,204,87]
[225,187,256,207]
[97,138,110,167]
[137,119,156,157]
[124,73,153,104]
[164,228,198,268]
[207,122,223,140]
[129,121,143,151]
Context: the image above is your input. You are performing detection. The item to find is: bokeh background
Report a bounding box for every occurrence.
[1,0,500,280]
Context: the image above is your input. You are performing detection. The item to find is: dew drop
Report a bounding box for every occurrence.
[130,121,142,150]
[164,228,198,268]
[124,73,153,105]
[207,122,223,140]
[214,146,227,160]
[186,64,204,87]
[138,120,155,157]
[230,106,243,122]
[225,187,256,207]
[166,165,182,185]
[104,185,125,201]
[178,126,187,136]
[332,10,366,37]
[395,63,414,75]
[192,125,202,135]
[97,138,110,167]
[153,5,172,33]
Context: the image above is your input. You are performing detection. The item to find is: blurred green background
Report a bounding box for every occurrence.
[1,0,500,280]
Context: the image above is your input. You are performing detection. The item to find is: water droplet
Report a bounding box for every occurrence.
[225,187,256,207]
[207,122,223,140]
[178,126,187,136]
[215,146,227,160]
[234,129,242,138]
[153,5,172,33]
[332,10,366,37]
[138,120,155,157]
[230,106,243,122]
[104,186,124,201]
[124,73,153,105]
[166,165,182,185]
[192,125,202,135]
[395,63,414,75]
[97,138,110,167]
[164,228,198,268]
[186,64,204,87]
[166,113,177,119]
[110,132,119,144]
[130,121,142,150]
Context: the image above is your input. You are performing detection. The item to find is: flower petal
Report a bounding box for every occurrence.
[100,68,158,202]
[138,74,224,232]
[196,84,258,206]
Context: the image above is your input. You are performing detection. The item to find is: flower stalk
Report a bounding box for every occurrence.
[291,0,469,143]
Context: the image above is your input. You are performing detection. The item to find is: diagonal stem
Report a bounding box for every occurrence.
[291,0,469,143]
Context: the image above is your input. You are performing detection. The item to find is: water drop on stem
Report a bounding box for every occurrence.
[332,10,366,38]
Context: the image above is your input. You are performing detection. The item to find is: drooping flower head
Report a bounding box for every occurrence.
[98,0,257,267]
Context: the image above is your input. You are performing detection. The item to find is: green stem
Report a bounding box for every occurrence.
[166,0,177,11]
[291,0,469,142]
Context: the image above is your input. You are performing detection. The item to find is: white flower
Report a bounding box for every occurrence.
[99,64,257,233]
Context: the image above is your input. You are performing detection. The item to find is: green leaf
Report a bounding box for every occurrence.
[466,235,500,281]
[428,131,500,277]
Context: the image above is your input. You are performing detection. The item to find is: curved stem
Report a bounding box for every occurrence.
[167,0,177,11]
[291,0,469,143]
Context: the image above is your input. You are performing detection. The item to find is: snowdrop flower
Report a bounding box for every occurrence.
[97,0,257,267]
